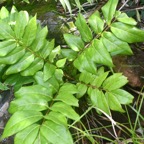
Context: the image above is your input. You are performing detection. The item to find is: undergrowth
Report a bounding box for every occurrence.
[0,0,144,143]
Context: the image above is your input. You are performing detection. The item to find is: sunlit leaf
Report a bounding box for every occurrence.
[75,13,93,42]
[9,96,48,114]
[101,0,118,25]
[0,6,9,19]
[111,22,144,43]
[2,111,43,139]
[22,16,37,46]
[56,58,66,68]
[111,89,134,104]
[0,40,16,56]
[21,57,44,76]
[106,92,125,112]
[88,88,110,115]
[88,11,104,34]
[0,20,15,40]
[41,120,73,144]
[102,73,128,91]
[101,32,133,55]
[43,63,56,81]
[45,111,67,126]
[64,34,84,51]
[76,83,87,98]
[31,26,48,52]
[15,85,52,101]
[91,71,109,88]
[14,124,40,144]
[6,53,34,75]
[0,46,25,64]
[14,11,29,39]
[115,11,137,25]
[92,39,113,67]
[50,102,79,120]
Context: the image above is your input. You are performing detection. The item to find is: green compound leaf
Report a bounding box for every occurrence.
[88,88,110,115]
[74,52,97,74]
[39,39,55,59]
[31,26,48,52]
[2,111,43,139]
[55,83,78,106]
[79,71,95,84]
[102,0,118,25]
[21,57,44,76]
[0,20,15,40]
[14,124,40,144]
[50,102,80,121]
[111,89,134,104]
[0,40,17,56]
[15,85,52,101]
[91,71,109,88]
[111,22,144,43]
[14,11,29,39]
[9,96,48,114]
[92,39,113,67]
[76,83,87,98]
[56,58,67,68]
[0,46,25,64]
[102,73,128,91]
[75,13,93,42]
[88,11,104,34]
[22,16,37,46]
[0,6,9,19]
[115,11,137,25]
[64,34,84,51]
[5,53,34,75]
[43,63,56,81]
[44,111,67,126]
[101,32,133,55]
[106,92,125,112]
[41,120,73,144]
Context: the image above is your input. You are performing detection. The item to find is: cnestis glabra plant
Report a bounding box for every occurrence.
[0,0,144,143]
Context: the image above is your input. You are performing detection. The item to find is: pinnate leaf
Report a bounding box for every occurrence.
[0,40,16,56]
[111,22,144,43]
[14,124,40,144]
[106,92,125,112]
[116,11,137,25]
[102,73,128,91]
[101,32,133,55]
[102,0,118,25]
[9,96,48,114]
[111,89,133,104]
[15,85,52,101]
[88,88,110,115]
[0,20,15,40]
[21,57,44,76]
[75,13,92,42]
[22,16,37,46]
[64,34,84,51]
[0,46,25,64]
[43,63,56,81]
[41,120,73,144]
[2,111,43,139]
[6,53,34,75]
[14,11,29,39]
[50,102,79,120]
[88,11,104,34]
[44,111,67,126]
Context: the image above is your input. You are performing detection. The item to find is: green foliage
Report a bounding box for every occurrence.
[0,0,144,143]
